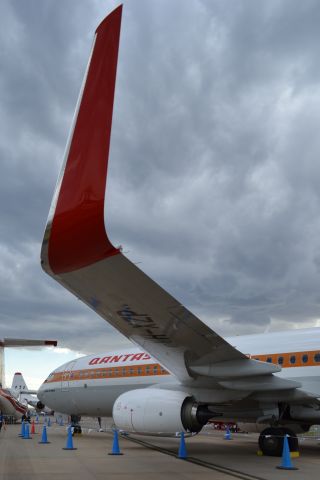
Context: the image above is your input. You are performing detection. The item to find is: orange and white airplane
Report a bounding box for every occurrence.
[11,372,53,415]
[39,6,320,456]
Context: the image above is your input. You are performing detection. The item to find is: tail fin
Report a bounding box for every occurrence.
[11,372,28,393]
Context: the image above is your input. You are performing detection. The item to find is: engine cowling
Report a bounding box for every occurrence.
[36,401,45,411]
[112,388,209,435]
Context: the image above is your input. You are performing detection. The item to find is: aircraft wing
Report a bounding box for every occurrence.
[2,339,57,347]
[41,6,287,385]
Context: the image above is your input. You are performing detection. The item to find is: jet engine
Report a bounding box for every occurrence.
[112,388,211,435]
[36,401,45,411]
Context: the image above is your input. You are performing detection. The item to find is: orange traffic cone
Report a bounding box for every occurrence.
[31,420,36,435]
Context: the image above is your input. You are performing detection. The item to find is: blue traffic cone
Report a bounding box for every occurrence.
[277,435,298,470]
[224,426,232,440]
[108,429,123,455]
[23,423,32,439]
[47,417,51,427]
[63,426,77,450]
[38,425,50,444]
[178,432,187,459]
[19,420,25,437]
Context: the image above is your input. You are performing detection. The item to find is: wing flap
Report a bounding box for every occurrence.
[190,358,281,378]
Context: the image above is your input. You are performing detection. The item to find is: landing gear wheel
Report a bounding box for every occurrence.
[259,427,285,457]
[73,425,82,435]
[70,415,82,435]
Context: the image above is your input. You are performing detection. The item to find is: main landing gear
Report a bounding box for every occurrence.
[70,415,82,435]
[258,427,298,456]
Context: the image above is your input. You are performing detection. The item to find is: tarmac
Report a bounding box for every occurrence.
[0,419,320,479]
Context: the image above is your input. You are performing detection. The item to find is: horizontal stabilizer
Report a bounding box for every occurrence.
[0,340,57,389]
[2,339,57,347]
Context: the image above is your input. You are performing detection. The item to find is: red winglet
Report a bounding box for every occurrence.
[48,6,122,274]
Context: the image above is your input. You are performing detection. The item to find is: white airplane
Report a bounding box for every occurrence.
[39,5,320,456]
[0,339,57,420]
[11,372,53,415]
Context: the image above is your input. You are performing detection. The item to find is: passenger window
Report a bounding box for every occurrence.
[314,353,320,363]
[290,355,296,364]
[266,357,272,363]
[302,354,308,363]
[278,357,284,365]
[122,368,126,376]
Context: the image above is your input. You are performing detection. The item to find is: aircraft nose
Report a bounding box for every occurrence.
[37,382,46,402]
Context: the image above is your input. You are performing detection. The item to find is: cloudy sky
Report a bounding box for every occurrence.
[2,0,320,388]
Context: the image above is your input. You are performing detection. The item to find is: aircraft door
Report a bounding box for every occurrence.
[61,360,77,392]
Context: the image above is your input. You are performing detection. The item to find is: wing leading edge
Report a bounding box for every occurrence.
[42,6,293,387]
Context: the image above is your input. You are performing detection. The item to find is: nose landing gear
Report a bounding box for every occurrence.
[70,415,82,435]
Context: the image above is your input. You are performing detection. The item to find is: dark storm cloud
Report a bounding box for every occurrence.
[1,0,320,355]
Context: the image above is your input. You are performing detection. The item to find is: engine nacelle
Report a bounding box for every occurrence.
[113,388,209,435]
[36,401,45,411]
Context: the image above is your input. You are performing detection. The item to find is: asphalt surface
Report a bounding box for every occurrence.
[0,419,319,479]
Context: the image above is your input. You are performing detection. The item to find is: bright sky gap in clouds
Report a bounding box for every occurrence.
[1,0,320,388]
